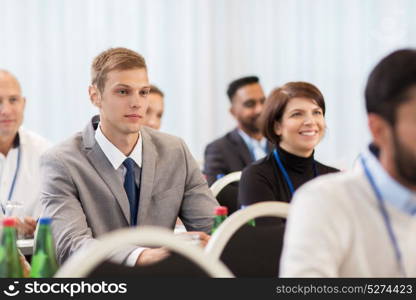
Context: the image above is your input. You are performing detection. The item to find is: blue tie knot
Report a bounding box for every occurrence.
[123,158,136,171]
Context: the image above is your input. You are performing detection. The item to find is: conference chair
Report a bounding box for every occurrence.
[55,226,233,278]
[205,201,289,277]
[210,171,241,215]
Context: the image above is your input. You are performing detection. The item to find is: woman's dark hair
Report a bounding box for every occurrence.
[260,81,325,145]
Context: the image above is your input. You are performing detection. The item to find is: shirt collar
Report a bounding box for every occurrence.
[362,145,416,216]
[0,130,21,159]
[17,128,31,146]
[95,123,142,169]
[238,129,267,149]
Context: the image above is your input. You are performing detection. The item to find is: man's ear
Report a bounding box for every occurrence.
[368,113,391,148]
[229,104,236,118]
[89,85,101,108]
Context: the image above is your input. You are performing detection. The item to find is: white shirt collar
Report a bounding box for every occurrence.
[238,129,267,148]
[95,123,142,169]
[17,128,27,146]
[238,129,268,161]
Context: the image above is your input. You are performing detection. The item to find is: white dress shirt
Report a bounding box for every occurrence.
[238,129,268,161]
[0,128,51,218]
[280,147,416,277]
[95,124,146,266]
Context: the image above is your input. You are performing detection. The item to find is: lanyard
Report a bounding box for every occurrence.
[1,146,22,214]
[360,156,406,277]
[273,149,317,196]
[8,146,21,201]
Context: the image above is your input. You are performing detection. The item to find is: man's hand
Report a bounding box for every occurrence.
[14,217,37,238]
[178,231,210,248]
[134,232,210,266]
[19,254,31,278]
[136,248,170,266]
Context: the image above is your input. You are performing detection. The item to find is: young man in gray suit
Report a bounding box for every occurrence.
[40,48,219,266]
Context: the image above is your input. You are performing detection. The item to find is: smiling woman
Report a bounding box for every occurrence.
[238,82,339,207]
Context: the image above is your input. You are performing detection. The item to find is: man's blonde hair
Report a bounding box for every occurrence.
[91,47,147,93]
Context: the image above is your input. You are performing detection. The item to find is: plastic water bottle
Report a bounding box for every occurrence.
[211,206,228,234]
[30,218,58,278]
[0,218,23,278]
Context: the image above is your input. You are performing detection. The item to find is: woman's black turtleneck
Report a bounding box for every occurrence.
[238,145,339,206]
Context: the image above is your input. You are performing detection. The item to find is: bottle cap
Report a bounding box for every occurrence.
[39,218,52,225]
[214,206,228,216]
[2,217,16,227]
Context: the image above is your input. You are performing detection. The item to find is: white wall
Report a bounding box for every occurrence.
[1,0,415,169]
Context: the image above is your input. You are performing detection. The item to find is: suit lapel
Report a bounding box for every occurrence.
[82,117,131,225]
[230,128,253,165]
[137,127,156,225]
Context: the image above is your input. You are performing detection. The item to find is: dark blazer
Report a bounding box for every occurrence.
[204,128,273,186]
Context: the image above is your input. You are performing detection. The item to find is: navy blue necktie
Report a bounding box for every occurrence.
[123,158,138,226]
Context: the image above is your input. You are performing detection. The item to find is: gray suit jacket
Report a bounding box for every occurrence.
[40,116,218,264]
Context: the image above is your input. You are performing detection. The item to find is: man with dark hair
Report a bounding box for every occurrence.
[40,47,218,266]
[204,76,272,186]
[280,49,416,277]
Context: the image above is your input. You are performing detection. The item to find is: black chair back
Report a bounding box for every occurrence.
[87,253,210,277]
[219,219,285,277]
[216,182,240,215]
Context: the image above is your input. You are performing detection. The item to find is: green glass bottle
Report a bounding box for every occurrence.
[211,206,228,234]
[30,218,58,278]
[0,218,23,278]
